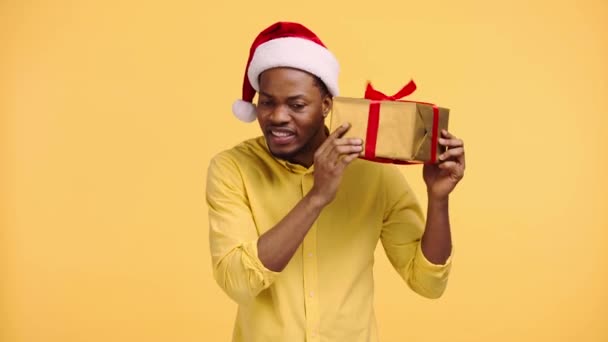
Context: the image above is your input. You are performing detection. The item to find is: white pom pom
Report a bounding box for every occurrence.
[232,100,257,122]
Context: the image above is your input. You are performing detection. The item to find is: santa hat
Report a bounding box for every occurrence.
[232,22,340,122]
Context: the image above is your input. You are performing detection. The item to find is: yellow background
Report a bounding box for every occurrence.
[2,0,607,341]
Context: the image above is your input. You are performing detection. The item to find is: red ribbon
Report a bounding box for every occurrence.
[365,79,417,101]
[362,80,440,164]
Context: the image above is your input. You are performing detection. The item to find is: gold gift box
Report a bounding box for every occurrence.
[329,97,450,163]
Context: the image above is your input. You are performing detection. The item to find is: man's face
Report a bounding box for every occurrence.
[256,67,331,166]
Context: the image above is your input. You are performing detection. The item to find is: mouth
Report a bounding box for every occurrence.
[267,128,296,145]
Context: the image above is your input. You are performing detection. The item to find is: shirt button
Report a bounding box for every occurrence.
[308,252,313,257]
[309,291,314,298]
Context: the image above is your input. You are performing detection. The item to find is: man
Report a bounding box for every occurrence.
[206,22,465,341]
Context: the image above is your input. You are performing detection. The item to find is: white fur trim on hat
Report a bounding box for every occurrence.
[247,37,340,96]
[232,100,257,122]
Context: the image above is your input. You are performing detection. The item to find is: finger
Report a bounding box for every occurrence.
[331,122,351,139]
[327,143,363,164]
[438,137,464,148]
[328,138,363,156]
[341,152,360,165]
[335,144,364,155]
[334,152,360,172]
[441,129,458,139]
[440,130,464,146]
[331,137,364,146]
[438,147,464,161]
[329,132,364,159]
[317,122,352,157]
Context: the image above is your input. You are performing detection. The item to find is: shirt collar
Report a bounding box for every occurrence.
[260,137,315,175]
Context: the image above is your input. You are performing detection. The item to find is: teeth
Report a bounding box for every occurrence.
[271,131,292,137]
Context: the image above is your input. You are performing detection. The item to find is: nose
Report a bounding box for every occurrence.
[268,104,291,124]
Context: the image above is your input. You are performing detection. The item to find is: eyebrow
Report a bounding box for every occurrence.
[258,92,308,100]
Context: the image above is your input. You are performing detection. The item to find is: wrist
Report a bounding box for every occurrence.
[305,189,330,211]
[427,191,450,205]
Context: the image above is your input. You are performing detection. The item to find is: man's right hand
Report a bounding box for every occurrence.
[256,123,362,272]
[309,123,363,207]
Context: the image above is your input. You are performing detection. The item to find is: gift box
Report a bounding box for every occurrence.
[329,81,450,164]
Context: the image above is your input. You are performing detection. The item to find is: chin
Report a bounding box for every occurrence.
[264,138,300,161]
[268,143,300,161]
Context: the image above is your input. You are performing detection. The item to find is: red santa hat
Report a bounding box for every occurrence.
[232,22,340,122]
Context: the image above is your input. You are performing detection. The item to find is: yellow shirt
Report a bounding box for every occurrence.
[206,136,452,342]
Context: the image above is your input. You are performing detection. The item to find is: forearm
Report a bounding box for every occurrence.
[257,124,362,272]
[421,195,452,264]
[257,192,325,272]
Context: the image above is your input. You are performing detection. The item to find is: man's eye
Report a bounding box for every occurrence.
[259,100,273,107]
[290,103,305,110]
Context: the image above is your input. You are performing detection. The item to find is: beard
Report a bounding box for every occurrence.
[266,121,327,165]
[269,138,314,161]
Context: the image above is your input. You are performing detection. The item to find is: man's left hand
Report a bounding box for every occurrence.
[423,129,466,200]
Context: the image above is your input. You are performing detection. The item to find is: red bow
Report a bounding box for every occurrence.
[364,80,417,101]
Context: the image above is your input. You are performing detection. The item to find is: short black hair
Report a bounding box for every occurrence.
[313,76,330,98]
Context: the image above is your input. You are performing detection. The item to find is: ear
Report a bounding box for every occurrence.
[321,95,333,117]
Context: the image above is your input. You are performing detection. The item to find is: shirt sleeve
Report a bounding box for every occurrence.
[379,165,453,299]
[206,153,280,305]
